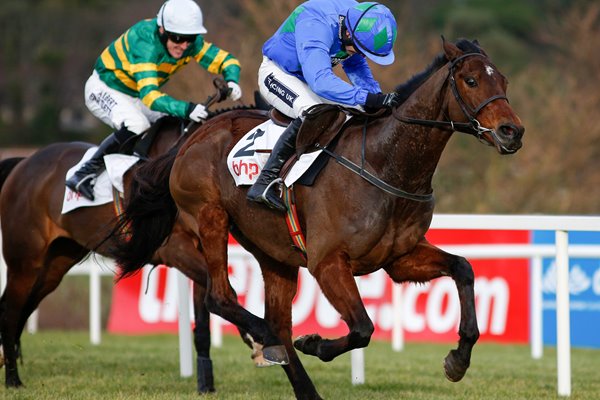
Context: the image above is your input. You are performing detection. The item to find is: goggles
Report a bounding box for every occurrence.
[167,32,197,44]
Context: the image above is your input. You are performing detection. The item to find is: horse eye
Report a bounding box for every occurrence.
[465,77,477,87]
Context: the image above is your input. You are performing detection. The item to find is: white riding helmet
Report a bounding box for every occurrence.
[157,0,207,35]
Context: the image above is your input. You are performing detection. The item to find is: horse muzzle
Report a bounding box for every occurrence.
[492,123,525,154]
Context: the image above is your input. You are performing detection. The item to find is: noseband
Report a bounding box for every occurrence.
[395,52,508,143]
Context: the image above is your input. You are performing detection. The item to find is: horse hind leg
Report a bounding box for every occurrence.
[1,265,43,388]
[192,282,215,393]
[384,240,479,382]
[1,240,85,388]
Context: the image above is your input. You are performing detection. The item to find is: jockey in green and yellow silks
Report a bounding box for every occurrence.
[66,0,242,201]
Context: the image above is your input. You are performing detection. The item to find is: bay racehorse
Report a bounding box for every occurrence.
[112,38,524,399]
[0,80,243,392]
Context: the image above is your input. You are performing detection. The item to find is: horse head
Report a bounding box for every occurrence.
[433,37,524,154]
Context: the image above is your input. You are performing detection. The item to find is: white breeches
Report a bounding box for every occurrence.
[257,56,347,119]
[84,70,166,134]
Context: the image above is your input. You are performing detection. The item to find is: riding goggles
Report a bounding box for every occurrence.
[167,32,198,44]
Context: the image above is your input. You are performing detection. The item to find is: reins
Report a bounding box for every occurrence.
[315,117,434,202]
[393,52,508,144]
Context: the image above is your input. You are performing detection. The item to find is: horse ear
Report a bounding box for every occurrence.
[472,39,489,57]
[441,35,463,61]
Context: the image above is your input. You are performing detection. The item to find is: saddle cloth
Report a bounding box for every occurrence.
[61,147,140,214]
[226,119,322,187]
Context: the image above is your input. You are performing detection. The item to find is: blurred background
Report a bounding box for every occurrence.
[1,0,599,214]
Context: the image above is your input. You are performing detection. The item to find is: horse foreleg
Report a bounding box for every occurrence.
[294,252,374,362]
[384,239,479,382]
[260,259,322,400]
[196,205,288,365]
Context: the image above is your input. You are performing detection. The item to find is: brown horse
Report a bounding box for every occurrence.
[112,38,524,399]
[0,115,241,391]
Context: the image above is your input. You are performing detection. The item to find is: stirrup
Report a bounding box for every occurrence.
[258,178,283,202]
[66,174,97,201]
[76,175,96,189]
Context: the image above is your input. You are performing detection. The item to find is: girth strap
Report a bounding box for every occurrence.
[283,187,307,259]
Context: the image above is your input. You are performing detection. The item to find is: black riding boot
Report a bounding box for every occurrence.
[246,117,302,213]
[65,128,136,201]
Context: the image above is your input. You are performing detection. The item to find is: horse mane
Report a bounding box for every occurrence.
[208,104,258,119]
[0,157,24,191]
[394,38,482,105]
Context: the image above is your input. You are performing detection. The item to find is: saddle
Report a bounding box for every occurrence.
[269,108,292,127]
[295,104,347,155]
[268,105,347,154]
[277,104,347,185]
[123,116,183,159]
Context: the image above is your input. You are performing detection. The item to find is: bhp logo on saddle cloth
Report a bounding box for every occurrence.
[108,229,531,344]
[226,119,322,187]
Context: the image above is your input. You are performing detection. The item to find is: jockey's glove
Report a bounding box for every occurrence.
[365,92,400,110]
[227,81,242,101]
[187,103,208,122]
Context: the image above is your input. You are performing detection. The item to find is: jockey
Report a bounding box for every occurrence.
[247,0,400,213]
[67,0,242,201]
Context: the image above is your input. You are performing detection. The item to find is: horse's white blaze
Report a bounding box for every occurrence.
[485,65,495,76]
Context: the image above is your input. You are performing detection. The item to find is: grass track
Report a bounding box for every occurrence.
[2,331,599,399]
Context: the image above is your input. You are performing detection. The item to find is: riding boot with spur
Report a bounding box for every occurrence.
[66,127,136,201]
[246,117,302,213]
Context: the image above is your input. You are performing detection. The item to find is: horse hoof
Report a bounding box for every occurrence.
[262,345,289,366]
[294,334,322,356]
[443,349,468,382]
[251,347,271,368]
[5,376,24,388]
[198,386,216,394]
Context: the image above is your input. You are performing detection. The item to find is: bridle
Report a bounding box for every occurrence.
[394,52,508,146]
[313,53,509,202]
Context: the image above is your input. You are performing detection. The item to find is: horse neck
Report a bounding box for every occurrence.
[373,66,453,191]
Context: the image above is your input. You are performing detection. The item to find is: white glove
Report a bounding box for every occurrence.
[227,81,242,101]
[188,103,208,122]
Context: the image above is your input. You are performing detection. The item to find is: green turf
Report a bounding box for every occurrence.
[2,331,599,399]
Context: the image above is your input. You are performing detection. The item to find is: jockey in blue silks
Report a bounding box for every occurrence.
[247,0,400,212]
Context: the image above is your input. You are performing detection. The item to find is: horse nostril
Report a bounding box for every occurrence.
[499,124,524,140]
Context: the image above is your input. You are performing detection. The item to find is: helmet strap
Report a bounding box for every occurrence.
[158,27,169,48]
[158,2,169,47]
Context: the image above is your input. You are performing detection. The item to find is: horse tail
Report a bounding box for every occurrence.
[112,149,179,280]
[0,157,24,192]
